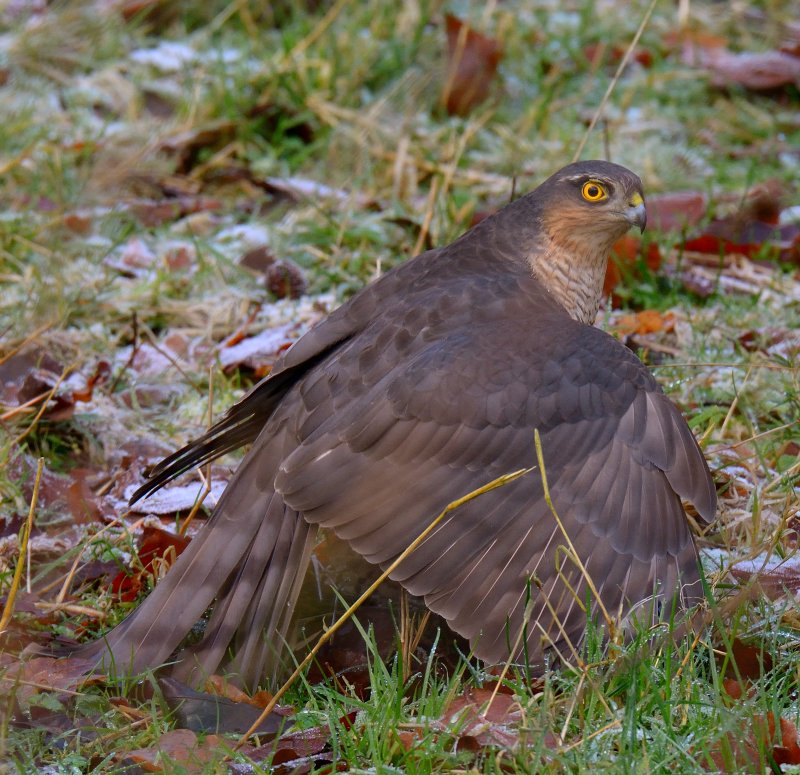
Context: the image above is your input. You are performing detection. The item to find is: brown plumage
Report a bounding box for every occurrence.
[82,161,716,688]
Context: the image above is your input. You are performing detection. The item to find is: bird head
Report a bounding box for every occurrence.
[540,160,647,241]
[518,160,647,324]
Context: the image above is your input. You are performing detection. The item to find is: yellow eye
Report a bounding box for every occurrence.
[581,181,608,202]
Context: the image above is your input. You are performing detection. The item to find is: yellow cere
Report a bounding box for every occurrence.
[629,191,644,207]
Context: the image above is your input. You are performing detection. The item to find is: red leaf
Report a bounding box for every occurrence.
[442,15,503,116]
[682,180,800,263]
[112,526,190,602]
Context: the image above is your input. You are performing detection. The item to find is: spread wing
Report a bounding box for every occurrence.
[271,281,716,663]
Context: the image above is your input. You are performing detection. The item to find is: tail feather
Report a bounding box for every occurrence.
[172,496,314,689]
[81,433,315,689]
[233,513,315,686]
[82,503,263,676]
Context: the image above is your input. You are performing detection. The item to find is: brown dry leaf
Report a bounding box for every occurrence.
[718,637,773,701]
[437,686,523,749]
[62,211,92,235]
[5,454,114,527]
[646,191,707,233]
[204,673,291,714]
[683,221,800,264]
[129,195,223,228]
[104,237,157,277]
[109,695,154,721]
[159,676,288,735]
[442,14,503,116]
[703,48,800,91]
[163,243,196,272]
[674,29,800,91]
[218,322,299,375]
[729,554,800,600]
[703,712,800,771]
[262,722,335,773]
[736,326,799,357]
[0,348,63,405]
[682,180,797,264]
[70,360,111,403]
[0,655,103,711]
[125,728,233,773]
[0,347,91,421]
[240,245,277,273]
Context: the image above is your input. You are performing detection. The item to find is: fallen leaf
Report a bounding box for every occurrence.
[673,29,800,91]
[160,120,237,175]
[111,524,191,602]
[218,322,299,375]
[442,14,503,116]
[261,176,374,207]
[104,237,157,277]
[702,48,800,91]
[646,191,707,233]
[70,360,111,402]
[676,179,800,271]
[437,687,523,748]
[702,712,800,771]
[0,655,103,711]
[125,728,234,772]
[729,552,800,599]
[129,195,222,228]
[614,309,674,336]
[62,211,92,235]
[240,245,277,273]
[159,676,289,735]
[163,243,196,272]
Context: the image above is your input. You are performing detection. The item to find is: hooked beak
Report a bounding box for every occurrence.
[626,191,647,233]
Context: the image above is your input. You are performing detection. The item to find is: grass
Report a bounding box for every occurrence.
[1,0,799,771]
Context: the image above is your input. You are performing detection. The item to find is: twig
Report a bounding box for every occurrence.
[1,389,53,421]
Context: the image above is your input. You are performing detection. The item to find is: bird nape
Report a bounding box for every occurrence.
[79,160,716,690]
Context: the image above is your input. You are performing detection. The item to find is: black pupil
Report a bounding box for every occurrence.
[587,185,599,198]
